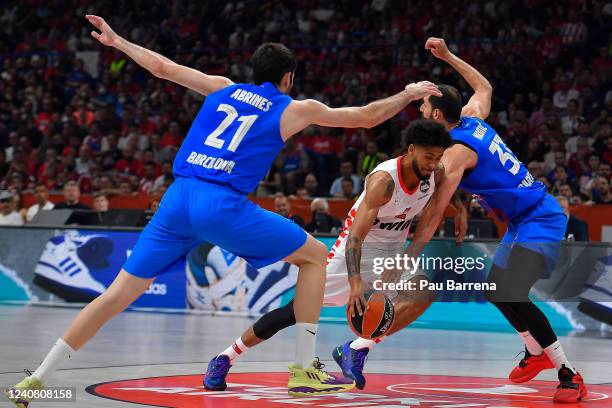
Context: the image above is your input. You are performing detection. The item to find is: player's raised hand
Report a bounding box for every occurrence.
[86,15,120,47]
[425,37,452,60]
[405,81,442,100]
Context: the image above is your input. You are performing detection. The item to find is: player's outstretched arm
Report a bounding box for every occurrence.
[86,15,233,96]
[281,82,441,139]
[345,171,394,317]
[425,37,492,120]
[405,144,476,257]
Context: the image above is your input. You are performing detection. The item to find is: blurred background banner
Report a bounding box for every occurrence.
[1,226,609,332]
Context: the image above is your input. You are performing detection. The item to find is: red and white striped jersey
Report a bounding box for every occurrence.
[327,156,435,262]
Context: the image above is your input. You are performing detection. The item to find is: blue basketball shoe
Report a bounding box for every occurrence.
[204,355,231,391]
[332,341,368,389]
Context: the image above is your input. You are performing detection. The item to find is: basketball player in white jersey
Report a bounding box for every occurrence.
[206,120,465,390]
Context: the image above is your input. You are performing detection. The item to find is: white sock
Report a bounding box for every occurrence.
[295,322,318,368]
[350,336,385,350]
[32,338,75,385]
[519,331,543,355]
[220,337,248,364]
[544,340,575,371]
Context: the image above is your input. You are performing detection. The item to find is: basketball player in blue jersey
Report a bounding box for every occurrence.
[4,15,444,406]
[403,38,587,403]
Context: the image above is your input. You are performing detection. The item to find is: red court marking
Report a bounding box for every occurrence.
[87,372,611,407]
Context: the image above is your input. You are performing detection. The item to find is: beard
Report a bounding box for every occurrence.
[411,158,430,181]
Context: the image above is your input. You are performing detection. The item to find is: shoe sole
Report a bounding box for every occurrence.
[554,384,588,403]
[204,381,227,391]
[288,384,355,397]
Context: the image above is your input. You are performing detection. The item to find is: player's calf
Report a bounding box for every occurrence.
[204,300,297,389]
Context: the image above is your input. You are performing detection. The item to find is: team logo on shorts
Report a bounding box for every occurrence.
[420,180,431,193]
[87,373,611,407]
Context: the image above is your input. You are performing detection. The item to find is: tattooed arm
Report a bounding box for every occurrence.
[345,171,394,317]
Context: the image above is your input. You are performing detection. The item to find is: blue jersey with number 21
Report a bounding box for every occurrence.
[451,117,546,222]
[173,82,292,194]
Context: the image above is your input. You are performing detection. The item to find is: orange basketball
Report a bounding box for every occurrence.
[347,290,395,339]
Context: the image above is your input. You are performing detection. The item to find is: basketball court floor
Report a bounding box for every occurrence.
[1,305,611,407]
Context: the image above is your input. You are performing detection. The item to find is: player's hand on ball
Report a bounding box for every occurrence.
[86,15,120,47]
[405,81,442,100]
[348,276,367,317]
[425,37,452,60]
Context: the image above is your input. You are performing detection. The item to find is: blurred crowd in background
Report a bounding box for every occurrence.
[0,0,610,232]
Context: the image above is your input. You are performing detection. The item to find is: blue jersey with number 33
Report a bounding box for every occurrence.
[173,82,292,194]
[451,117,546,221]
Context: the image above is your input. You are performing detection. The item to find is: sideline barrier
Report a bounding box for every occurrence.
[21,193,611,241]
[0,226,609,334]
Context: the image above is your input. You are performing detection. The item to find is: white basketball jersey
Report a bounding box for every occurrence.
[327,156,435,261]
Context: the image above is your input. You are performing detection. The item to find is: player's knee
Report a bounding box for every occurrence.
[252,300,296,340]
[403,277,436,303]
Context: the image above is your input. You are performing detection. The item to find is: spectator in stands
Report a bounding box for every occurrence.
[275,138,309,195]
[273,193,305,228]
[553,75,579,111]
[294,188,309,200]
[26,183,54,222]
[546,150,574,180]
[93,191,109,213]
[302,126,341,190]
[551,165,578,194]
[4,132,20,163]
[75,145,94,176]
[306,198,342,234]
[591,177,612,204]
[140,161,158,195]
[359,140,382,176]
[302,173,328,199]
[118,180,137,197]
[555,196,589,241]
[567,139,592,178]
[530,97,559,130]
[153,160,173,191]
[329,160,362,197]
[160,121,182,148]
[334,177,356,201]
[560,99,583,137]
[557,182,581,205]
[54,180,91,210]
[598,162,611,180]
[566,119,594,154]
[0,190,24,226]
[115,148,142,176]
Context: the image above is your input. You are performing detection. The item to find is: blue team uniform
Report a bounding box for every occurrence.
[124,82,307,278]
[451,117,567,273]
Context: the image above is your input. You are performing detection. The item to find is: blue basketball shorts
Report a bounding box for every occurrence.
[123,177,307,278]
[493,194,568,275]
